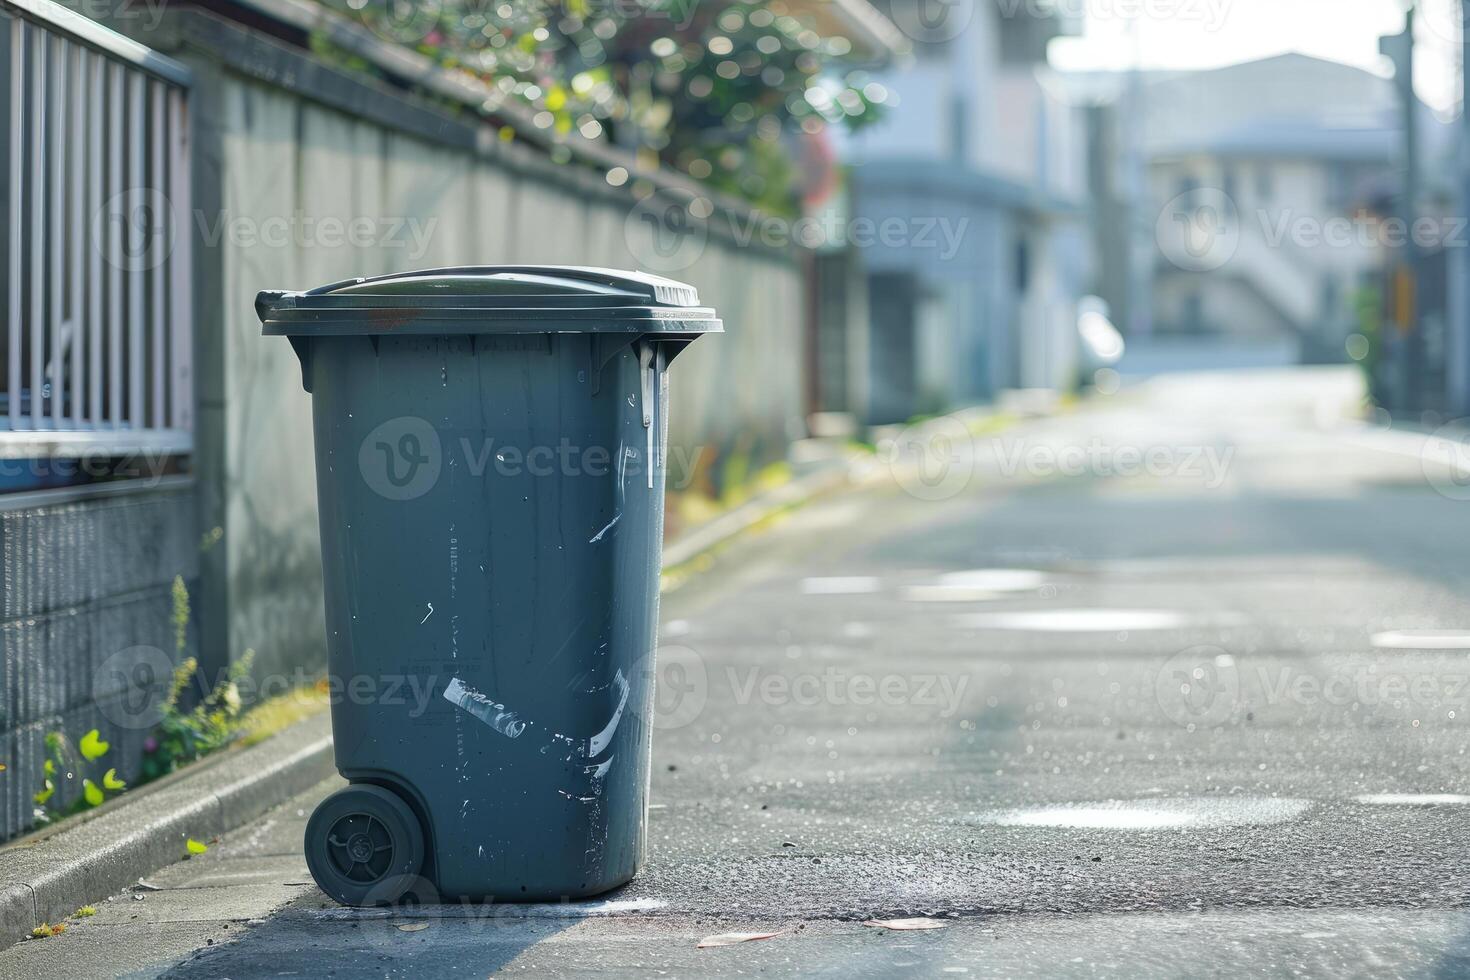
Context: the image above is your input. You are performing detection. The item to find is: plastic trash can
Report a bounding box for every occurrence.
[255,266,721,906]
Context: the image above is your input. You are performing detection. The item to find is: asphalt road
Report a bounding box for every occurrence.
[10,367,1470,978]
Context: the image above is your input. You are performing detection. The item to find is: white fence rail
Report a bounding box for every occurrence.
[2,0,191,457]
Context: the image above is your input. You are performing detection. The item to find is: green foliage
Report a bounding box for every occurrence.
[29,577,260,833]
[172,575,191,655]
[78,729,109,761]
[32,728,113,825]
[315,0,886,206]
[147,575,251,776]
[81,780,103,808]
[141,650,256,782]
[33,757,55,807]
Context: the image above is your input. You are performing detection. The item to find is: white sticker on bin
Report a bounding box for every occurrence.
[443,677,526,739]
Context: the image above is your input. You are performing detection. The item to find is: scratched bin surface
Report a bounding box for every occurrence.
[257,267,722,901]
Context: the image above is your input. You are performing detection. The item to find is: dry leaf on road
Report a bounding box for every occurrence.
[397,923,432,932]
[696,930,785,948]
[863,918,948,931]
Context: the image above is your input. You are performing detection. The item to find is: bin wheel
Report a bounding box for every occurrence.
[304,784,425,907]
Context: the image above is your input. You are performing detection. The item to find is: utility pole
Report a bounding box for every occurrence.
[1382,7,1421,414]
[1453,0,1470,417]
[1123,15,1151,339]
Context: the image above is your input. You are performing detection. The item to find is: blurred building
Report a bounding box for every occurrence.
[1076,54,1448,373]
[820,0,1090,425]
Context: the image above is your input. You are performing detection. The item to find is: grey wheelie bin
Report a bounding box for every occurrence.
[255,267,721,906]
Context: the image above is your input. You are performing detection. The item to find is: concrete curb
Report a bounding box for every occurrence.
[0,712,333,951]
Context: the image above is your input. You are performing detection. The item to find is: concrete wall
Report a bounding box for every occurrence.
[181,23,807,682]
[0,480,200,839]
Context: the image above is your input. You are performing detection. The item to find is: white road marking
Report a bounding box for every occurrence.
[951,609,1241,632]
[800,576,881,595]
[970,797,1310,829]
[1370,630,1470,650]
[904,586,1006,602]
[1355,794,1470,806]
[937,569,1047,591]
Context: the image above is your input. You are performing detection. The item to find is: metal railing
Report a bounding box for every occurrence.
[2,0,191,456]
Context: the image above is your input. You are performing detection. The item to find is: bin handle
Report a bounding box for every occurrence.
[639,343,655,489]
[588,333,694,396]
[256,290,316,393]
[288,336,313,394]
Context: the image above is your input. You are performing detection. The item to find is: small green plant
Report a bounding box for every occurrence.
[73,906,96,918]
[81,780,103,807]
[78,729,109,760]
[32,729,115,825]
[172,575,190,656]
[30,922,65,939]
[29,576,265,833]
[144,578,252,778]
[141,650,255,781]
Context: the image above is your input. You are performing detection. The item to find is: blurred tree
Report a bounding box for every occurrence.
[316,0,889,210]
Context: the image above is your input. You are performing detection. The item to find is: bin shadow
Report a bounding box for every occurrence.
[154,890,662,978]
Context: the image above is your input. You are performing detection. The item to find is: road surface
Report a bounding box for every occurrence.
[9,367,1470,978]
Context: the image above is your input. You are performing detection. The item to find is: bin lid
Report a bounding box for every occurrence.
[256,266,722,336]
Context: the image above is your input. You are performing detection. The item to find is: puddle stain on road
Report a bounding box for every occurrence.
[1370,631,1470,650]
[800,577,882,595]
[968,797,1312,829]
[1355,794,1470,806]
[950,609,1245,633]
[904,569,1049,603]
